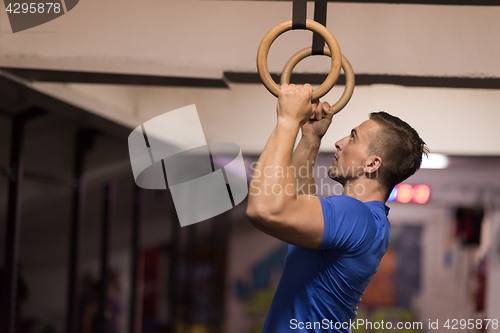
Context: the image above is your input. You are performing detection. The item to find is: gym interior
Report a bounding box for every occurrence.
[0,1,499,333]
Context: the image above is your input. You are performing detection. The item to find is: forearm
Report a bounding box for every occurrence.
[291,135,320,195]
[248,120,301,216]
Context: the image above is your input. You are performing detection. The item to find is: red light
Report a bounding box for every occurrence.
[412,184,431,204]
[396,184,413,203]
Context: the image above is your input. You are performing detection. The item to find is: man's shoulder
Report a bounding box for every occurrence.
[321,195,388,216]
[320,195,372,212]
[321,195,359,202]
[319,195,377,235]
[318,195,382,251]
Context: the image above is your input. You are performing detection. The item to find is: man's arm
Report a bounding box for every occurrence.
[246,84,329,249]
[291,100,334,195]
[291,135,320,195]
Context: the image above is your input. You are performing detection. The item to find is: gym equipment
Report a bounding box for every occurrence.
[256,0,355,114]
[281,46,354,114]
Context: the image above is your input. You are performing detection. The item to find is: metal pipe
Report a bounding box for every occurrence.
[128,186,143,333]
[96,180,117,333]
[168,209,180,330]
[65,129,97,333]
[0,115,26,333]
[0,108,43,333]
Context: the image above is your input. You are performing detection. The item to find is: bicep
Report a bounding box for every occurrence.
[251,195,325,249]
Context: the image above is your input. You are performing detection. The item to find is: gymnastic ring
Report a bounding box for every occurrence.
[256,19,342,101]
[281,46,355,114]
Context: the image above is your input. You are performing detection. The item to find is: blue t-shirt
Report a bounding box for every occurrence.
[262,195,391,333]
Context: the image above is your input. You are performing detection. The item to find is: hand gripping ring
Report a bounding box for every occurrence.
[281,46,355,114]
[257,19,342,101]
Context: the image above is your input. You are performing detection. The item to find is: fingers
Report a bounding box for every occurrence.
[279,84,338,123]
[280,83,312,95]
[280,83,298,92]
[313,102,322,120]
[311,99,319,119]
[322,101,330,112]
[323,102,340,122]
[318,101,329,120]
[278,83,313,117]
[309,100,328,120]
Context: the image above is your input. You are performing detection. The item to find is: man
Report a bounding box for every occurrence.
[246,83,428,332]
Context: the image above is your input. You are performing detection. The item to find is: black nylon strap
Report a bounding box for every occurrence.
[312,0,328,55]
[292,0,307,30]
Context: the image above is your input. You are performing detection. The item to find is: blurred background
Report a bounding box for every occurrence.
[0,1,500,333]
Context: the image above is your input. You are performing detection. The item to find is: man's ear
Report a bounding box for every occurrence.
[364,155,382,177]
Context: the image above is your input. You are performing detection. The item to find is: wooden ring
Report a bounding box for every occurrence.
[281,46,355,114]
[256,19,342,100]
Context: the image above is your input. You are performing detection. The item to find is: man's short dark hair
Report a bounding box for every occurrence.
[368,111,429,193]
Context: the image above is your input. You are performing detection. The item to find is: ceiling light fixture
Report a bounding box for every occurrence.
[421,153,449,169]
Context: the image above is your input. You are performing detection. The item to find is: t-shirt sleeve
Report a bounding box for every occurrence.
[318,196,377,252]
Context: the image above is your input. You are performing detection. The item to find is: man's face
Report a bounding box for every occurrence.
[328,119,381,184]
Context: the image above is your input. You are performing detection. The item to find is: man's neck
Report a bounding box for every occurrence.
[341,178,387,203]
